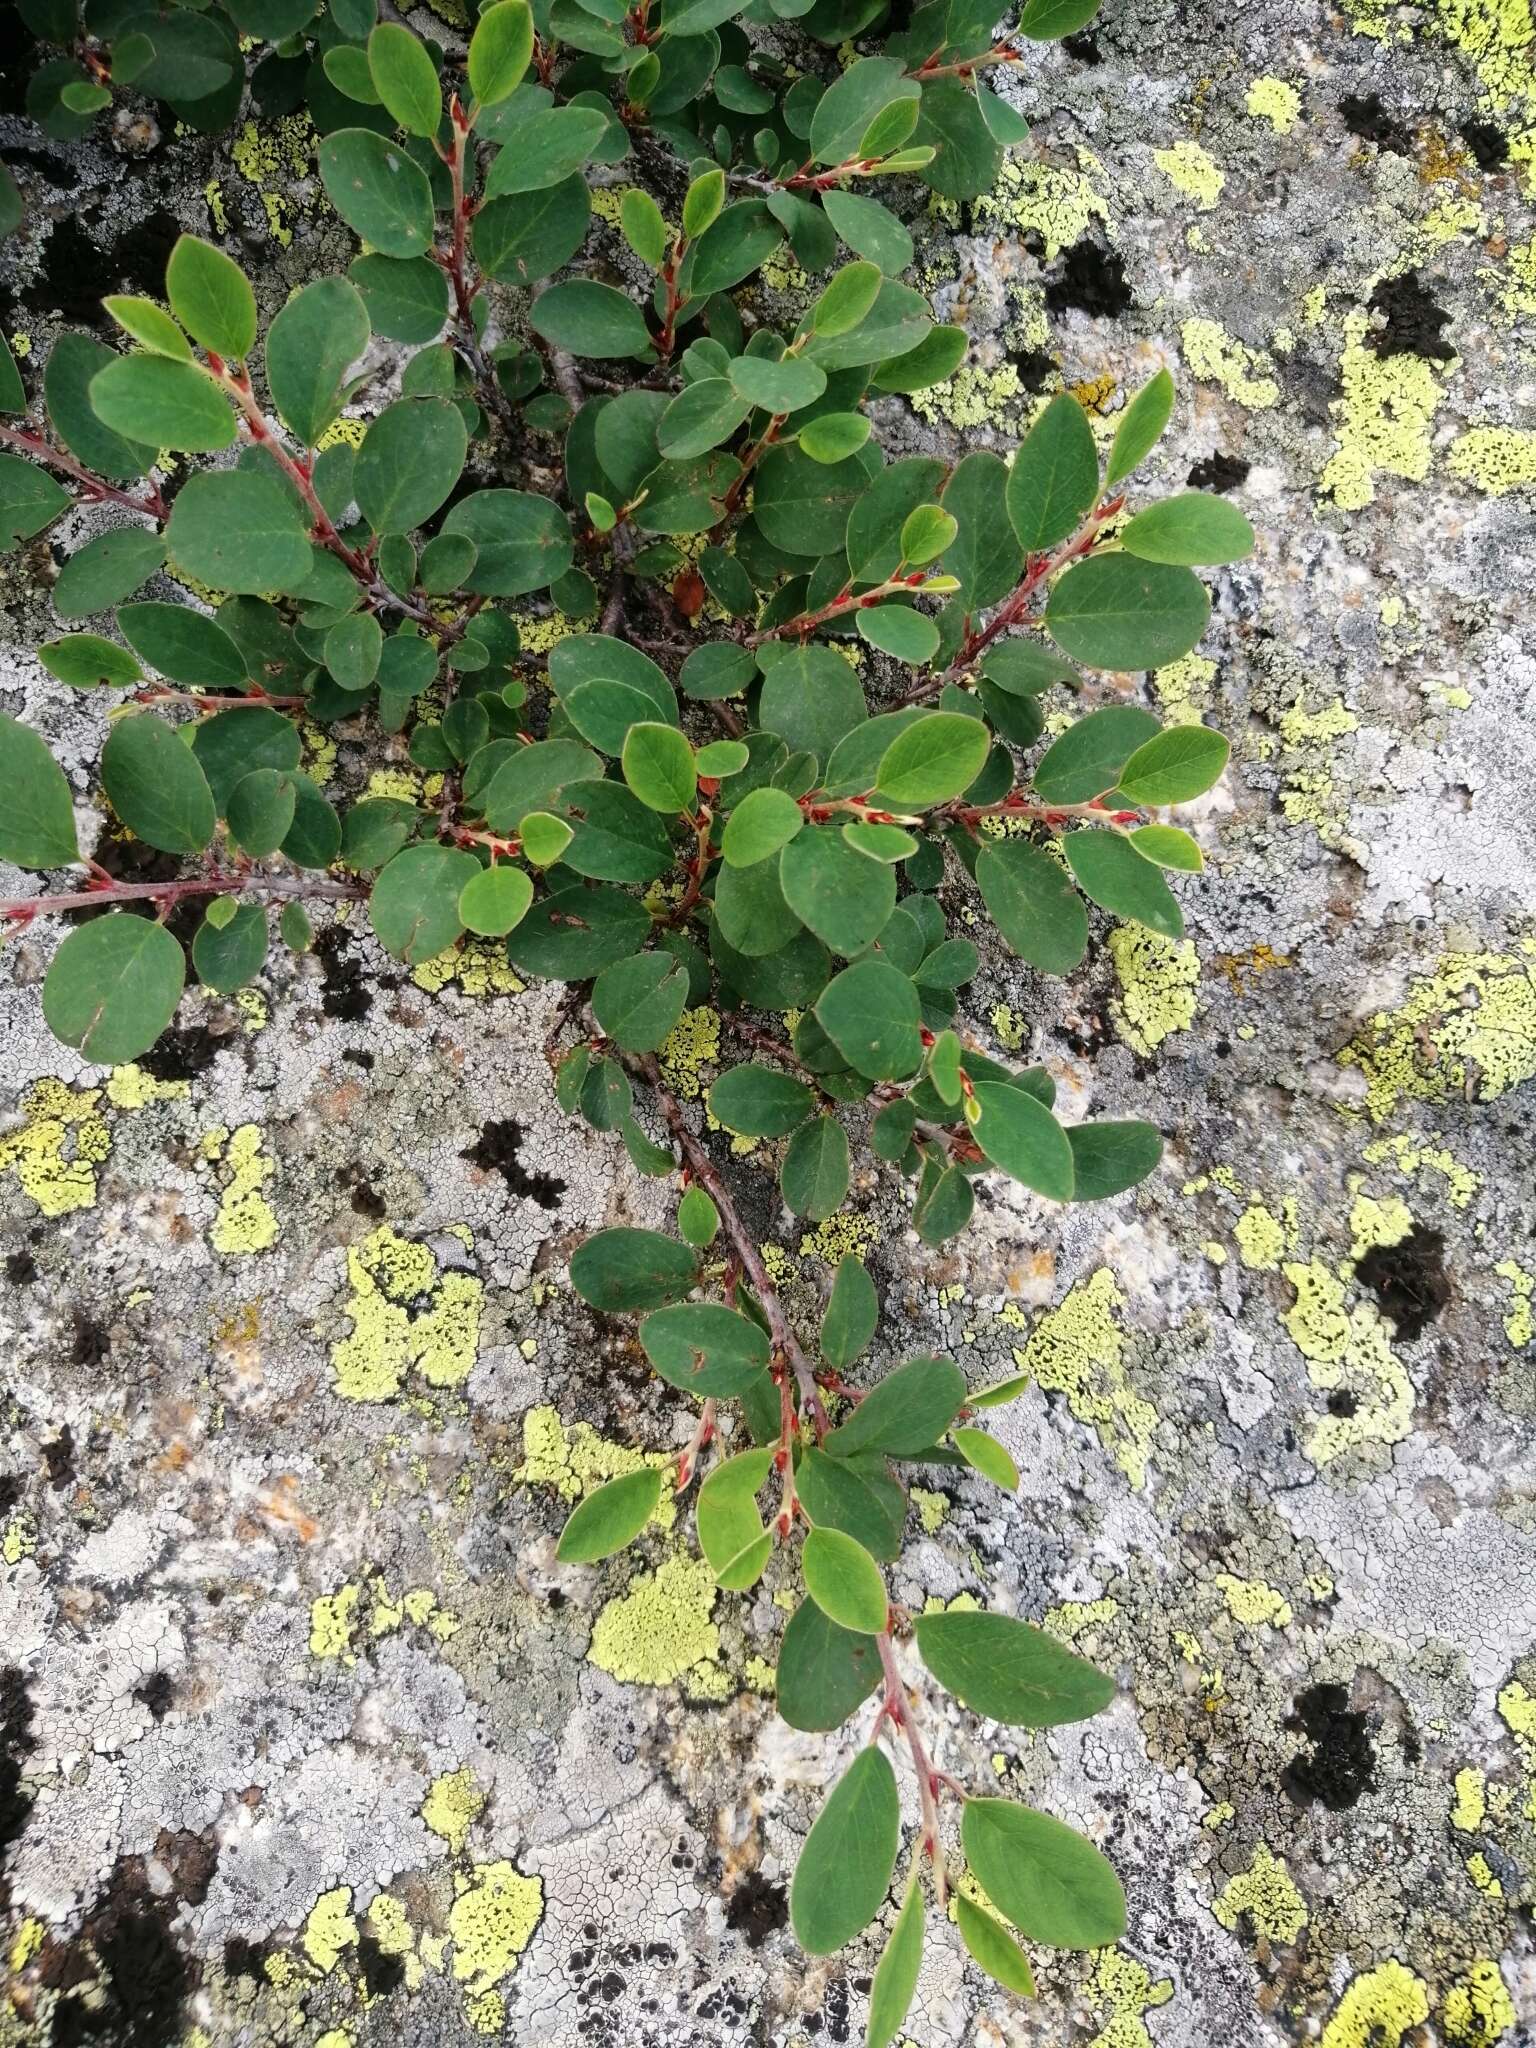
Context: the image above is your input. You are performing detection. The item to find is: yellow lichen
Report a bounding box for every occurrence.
[448,1861,543,1994]
[1152,652,1216,725]
[1154,140,1225,209]
[1448,426,1536,494]
[330,1224,483,1402]
[302,1887,359,1973]
[1339,942,1536,1120]
[1214,1573,1293,1627]
[1044,1596,1118,1641]
[1320,1962,1429,2048]
[1181,317,1280,409]
[207,1123,280,1255]
[913,361,1026,433]
[1212,1842,1307,1943]
[1234,1202,1290,1271]
[1011,1270,1157,1487]
[658,1005,720,1101]
[799,1209,879,1265]
[1283,1261,1414,1465]
[1347,1192,1413,1260]
[1320,310,1447,510]
[1245,77,1302,133]
[423,1768,485,1856]
[1085,1948,1174,2048]
[962,148,1109,258]
[309,1581,362,1661]
[1440,1959,1518,2045]
[105,1064,187,1109]
[1108,928,1200,1053]
[1495,1259,1533,1347]
[412,937,525,997]
[1496,1678,1536,1819]
[515,1404,674,1523]
[588,1551,721,1687]
[0,1078,111,1217]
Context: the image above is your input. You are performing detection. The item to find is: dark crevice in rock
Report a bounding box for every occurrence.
[723,1869,788,1948]
[1044,238,1134,319]
[1282,1681,1376,1811]
[1340,92,1412,154]
[1460,117,1508,170]
[1355,1225,1450,1339]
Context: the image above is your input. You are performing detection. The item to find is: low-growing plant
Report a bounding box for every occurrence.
[0,0,1253,2034]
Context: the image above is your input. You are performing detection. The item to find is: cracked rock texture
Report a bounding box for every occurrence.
[3,1,1536,2043]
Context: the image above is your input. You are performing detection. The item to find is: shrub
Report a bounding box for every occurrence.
[0,0,1251,2033]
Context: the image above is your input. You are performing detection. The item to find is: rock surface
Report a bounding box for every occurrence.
[3,2,1536,2043]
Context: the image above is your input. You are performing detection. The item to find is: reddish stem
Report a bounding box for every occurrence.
[0,422,167,521]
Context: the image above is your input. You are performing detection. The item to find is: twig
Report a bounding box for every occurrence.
[1,869,368,927]
[0,422,167,521]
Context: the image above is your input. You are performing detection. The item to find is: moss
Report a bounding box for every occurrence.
[588,1552,721,1687]
[1154,140,1225,209]
[1212,1842,1308,1943]
[302,1887,359,1973]
[1011,1270,1157,1488]
[1319,1962,1429,2048]
[330,1224,484,1403]
[1339,943,1536,1120]
[448,1861,543,1994]
[1321,310,1448,511]
[0,1077,111,1217]
[1283,1261,1414,1466]
[1447,426,1536,494]
[1246,77,1302,132]
[207,1123,280,1256]
[422,1768,485,1855]
[1109,928,1200,1054]
[1180,318,1279,409]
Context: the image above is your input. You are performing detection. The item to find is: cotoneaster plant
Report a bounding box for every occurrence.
[0,1,1254,2038]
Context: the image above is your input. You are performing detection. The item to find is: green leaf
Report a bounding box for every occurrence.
[101,712,216,854]
[1066,1119,1162,1200]
[846,454,947,585]
[39,634,141,688]
[1019,0,1102,35]
[916,1608,1114,1727]
[468,0,533,105]
[899,504,956,566]
[682,640,755,698]
[1129,822,1202,871]
[682,166,725,239]
[805,279,932,372]
[532,280,651,360]
[1045,554,1211,671]
[47,334,154,481]
[876,712,987,807]
[954,1891,1036,1998]
[0,713,79,869]
[483,107,609,197]
[913,77,1002,200]
[622,722,696,813]
[721,785,803,868]
[165,470,312,596]
[812,259,883,338]
[349,253,449,344]
[118,602,249,688]
[790,1747,900,1956]
[697,1449,774,1589]
[1006,392,1098,553]
[872,322,967,394]
[1120,491,1255,567]
[940,450,1022,610]
[709,1063,816,1137]
[800,413,872,465]
[1115,724,1229,805]
[191,706,302,813]
[814,959,922,1082]
[810,56,918,165]
[569,1226,700,1311]
[657,377,750,461]
[952,1426,1019,1489]
[0,329,23,410]
[820,1255,877,1369]
[678,1184,719,1247]
[511,877,653,980]
[192,900,268,993]
[556,779,673,883]
[556,1466,661,1562]
[0,454,70,547]
[165,234,256,360]
[99,297,187,364]
[640,1301,770,1397]
[1104,366,1174,488]
[695,740,748,779]
[369,842,478,962]
[727,354,827,413]
[265,276,370,449]
[620,188,669,268]
[474,177,593,288]
[319,129,436,258]
[325,612,382,690]
[970,1080,1074,1200]
[754,443,872,558]
[781,1115,850,1220]
[592,951,689,1050]
[367,21,441,136]
[843,822,917,863]
[797,1446,905,1561]
[88,355,234,453]
[516,813,572,871]
[227,768,298,857]
[1063,829,1183,939]
[822,188,912,275]
[802,1525,887,1633]
[867,1880,924,2048]
[43,915,185,1065]
[458,863,534,937]
[780,825,895,956]
[473,737,599,830]
[52,528,166,620]
[354,395,468,536]
[823,1355,966,1459]
[974,840,1088,974]
[758,643,868,764]
[777,1594,884,1731]
[961,1800,1126,1949]
[443,489,574,597]
[1032,704,1161,804]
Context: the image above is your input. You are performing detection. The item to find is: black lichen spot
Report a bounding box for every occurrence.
[1063,28,1101,63]
[336,1162,387,1220]
[462,1119,566,1210]
[1366,271,1455,363]
[1327,1388,1359,1418]
[134,1671,174,1721]
[72,1311,111,1368]
[6,1248,37,1285]
[1044,238,1134,319]
[25,207,184,325]
[1459,118,1508,171]
[356,1931,407,1999]
[1282,1682,1375,1811]
[1355,1225,1450,1340]
[222,1936,268,1982]
[725,1870,788,1949]
[313,924,375,1022]
[1005,346,1055,394]
[1340,92,1412,154]
[43,1425,75,1488]
[1187,450,1250,493]
[137,1022,224,1085]
[0,1666,35,1854]
[42,1856,196,2047]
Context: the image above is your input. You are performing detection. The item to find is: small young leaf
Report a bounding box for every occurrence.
[899,503,956,566]
[682,166,725,239]
[519,811,574,867]
[697,1448,774,1589]
[677,1183,719,1248]
[1115,724,1230,805]
[556,1467,661,1562]
[721,785,803,868]
[1105,366,1175,487]
[951,1426,1019,1490]
[867,1880,924,2048]
[279,900,312,953]
[621,721,696,812]
[954,1891,1036,1998]
[468,0,533,107]
[961,1799,1127,1949]
[1129,823,1202,871]
[458,863,534,937]
[620,188,669,268]
[811,259,882,338]
[789,1747,900,1956]
[165,234,256,360]
[799,413,872,465]
[367,22,442,137]
[802,1526,888,1633]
